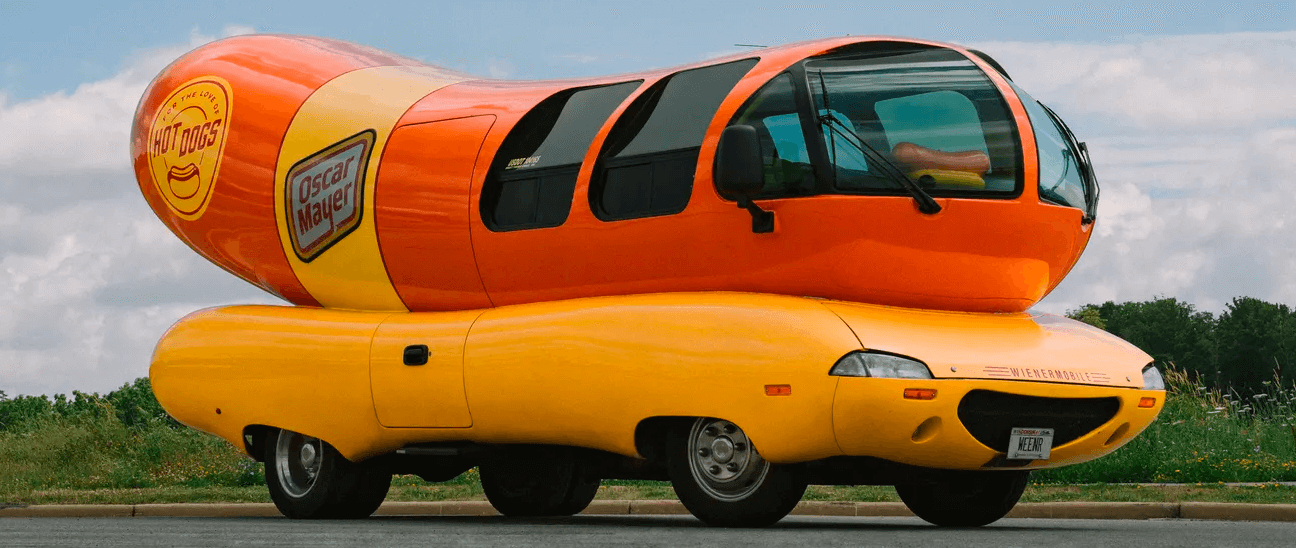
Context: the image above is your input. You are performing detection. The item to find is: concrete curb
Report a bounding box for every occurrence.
[3,501,1296,522]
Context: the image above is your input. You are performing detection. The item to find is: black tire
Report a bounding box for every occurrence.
[895,470,1030,527]
[263,429,392,519]
[668,418,807,528]
[479,446,601,517]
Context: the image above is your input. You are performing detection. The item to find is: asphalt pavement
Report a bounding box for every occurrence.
[6,499,1296,521]
[4,515,1296,547]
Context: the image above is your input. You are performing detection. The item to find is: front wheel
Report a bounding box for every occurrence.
[668,418,807,527]
[264,429,392,519]
[895,470,1030,527]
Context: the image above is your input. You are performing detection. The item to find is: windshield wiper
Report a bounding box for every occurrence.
[814,73,941,215]
[818,115,942,214]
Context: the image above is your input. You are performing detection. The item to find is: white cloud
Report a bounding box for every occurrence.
[0,67,143,175]
[555,53,599,64]
[0,198,278,397]
[977,32,1296,129]
[982,32,1296,317]
[0,25,260,208]
[221,24,256,37]
[486,57,514,79]
[0,26,276,398]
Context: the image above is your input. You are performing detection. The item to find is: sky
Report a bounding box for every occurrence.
[2,1,1295,396]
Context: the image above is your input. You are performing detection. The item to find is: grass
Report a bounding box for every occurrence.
[1032,368,1296,484]
[0,409,263,503]
[3,370,1296,505]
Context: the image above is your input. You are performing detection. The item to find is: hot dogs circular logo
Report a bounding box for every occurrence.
[145,76,232,221]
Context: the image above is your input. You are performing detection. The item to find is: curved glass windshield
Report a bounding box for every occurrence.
[1011,82,1098,220]
[806,48,1020,196]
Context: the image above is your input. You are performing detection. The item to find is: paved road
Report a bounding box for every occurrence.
[4,515,1296,547]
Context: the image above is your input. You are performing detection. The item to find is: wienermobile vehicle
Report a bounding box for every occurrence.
[134,34,1165,527]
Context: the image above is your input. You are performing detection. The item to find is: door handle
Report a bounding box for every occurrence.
[403,344,429,366]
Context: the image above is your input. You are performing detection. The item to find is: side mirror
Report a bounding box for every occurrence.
[715,125,764,195]
[715,124,774,233]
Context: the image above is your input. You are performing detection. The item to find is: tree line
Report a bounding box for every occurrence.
[0,378,170,432]
[1068,296,1295,395]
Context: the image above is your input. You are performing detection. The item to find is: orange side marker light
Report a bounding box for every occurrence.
[904,388,937,400]
[765,384,792,396]
[1138,397,1157,408]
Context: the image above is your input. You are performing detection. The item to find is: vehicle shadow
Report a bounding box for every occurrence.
[361,514,1097,532]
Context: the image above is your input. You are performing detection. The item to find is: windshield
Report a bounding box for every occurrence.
[805,48,1020,197]
[1010,82,1098,221]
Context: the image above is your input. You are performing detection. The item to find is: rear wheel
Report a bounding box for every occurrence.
[479,446,600,517]
[895,470,1030,527]
[668,418,806,527]
[263,429,391,519]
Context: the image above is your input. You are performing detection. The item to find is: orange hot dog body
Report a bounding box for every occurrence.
[132,35,1090,314]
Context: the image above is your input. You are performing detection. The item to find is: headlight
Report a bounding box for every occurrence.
[1142,364,1165,391]
[830,351,933,379]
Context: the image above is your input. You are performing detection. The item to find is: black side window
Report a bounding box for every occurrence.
[482,81,641,231]
[592,59,758,220]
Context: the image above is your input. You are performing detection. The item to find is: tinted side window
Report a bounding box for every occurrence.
[482,81,640,231]
[725,73,815,198]
[593,59,758,220]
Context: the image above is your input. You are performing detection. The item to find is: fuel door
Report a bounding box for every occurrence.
[370,310,482,427]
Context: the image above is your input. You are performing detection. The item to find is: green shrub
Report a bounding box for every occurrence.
[1035,367,1296,483]
[0,380,260,500]
[0,378,172,433]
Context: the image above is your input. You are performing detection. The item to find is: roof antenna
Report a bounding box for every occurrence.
[734,44,768,48]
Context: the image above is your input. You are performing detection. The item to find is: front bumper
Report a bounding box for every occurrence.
[832,377,1163,470]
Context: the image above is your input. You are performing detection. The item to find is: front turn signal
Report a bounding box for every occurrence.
[1138,397,1157,408]
[765,384,792,396]
[903,388,937,400]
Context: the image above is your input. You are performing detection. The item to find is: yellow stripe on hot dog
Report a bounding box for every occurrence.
[274,66,465,311]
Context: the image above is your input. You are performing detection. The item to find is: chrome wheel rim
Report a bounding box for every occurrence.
[275,431,323,499]
[686,418,768,502]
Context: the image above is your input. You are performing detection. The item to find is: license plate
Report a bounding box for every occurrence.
[1007,427,1054,460]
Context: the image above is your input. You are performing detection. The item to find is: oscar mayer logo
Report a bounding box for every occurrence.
[285,130,375,262]
[146,76,232,220]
